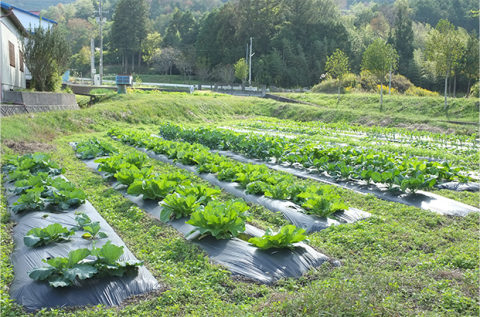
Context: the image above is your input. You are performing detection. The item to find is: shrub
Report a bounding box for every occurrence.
[405,86,440,97]
[469,82,479,98]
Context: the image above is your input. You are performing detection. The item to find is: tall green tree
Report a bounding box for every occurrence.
[425,20,464,110]
[325,49,350,103]
[460,31,479,97]
[111,0,148,72]
[22,25,71,91]
[234,58,248,83]
[361,38,398,111]
[393,0,414,75]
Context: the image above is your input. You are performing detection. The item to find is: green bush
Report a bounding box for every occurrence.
[469,82,479,98]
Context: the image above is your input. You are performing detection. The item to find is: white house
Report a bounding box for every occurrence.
[1,2,57,87]
[1,2,28,98]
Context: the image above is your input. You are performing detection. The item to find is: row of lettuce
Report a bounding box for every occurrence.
[239,117,478,149]
[76,138,310,249]
[104,131,350,219]
[2,153,143,288]
[156,123,469,194]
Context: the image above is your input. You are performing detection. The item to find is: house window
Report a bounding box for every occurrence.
[9,41,15,67]
[19,50,24,72]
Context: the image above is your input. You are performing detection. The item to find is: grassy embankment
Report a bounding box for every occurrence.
[273,92,479,134]
[1,92,478,316]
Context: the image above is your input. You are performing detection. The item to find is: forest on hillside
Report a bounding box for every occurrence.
[35,0,479,93]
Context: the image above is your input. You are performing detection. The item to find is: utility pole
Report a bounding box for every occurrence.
[90,37,95,85]
[245,43,249,84]
[249,37,254,86]
[96,0,108,85]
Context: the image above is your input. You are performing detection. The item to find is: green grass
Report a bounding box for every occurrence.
[273,92,479,134]
[1,93,478,316]
[0,94,273,143]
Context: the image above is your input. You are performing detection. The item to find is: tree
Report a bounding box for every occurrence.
[234,58,248,83]
[152,47,179,75]
[425,20,464,110]
[141,32,162,65]
[70,46,91,73]
[195,56,211,82]
[111,0,148,72]
[393,0,414,75]
[214,64,235,83]
[22,25,70,92]
[361,38,398,111]
[460,31,479,97]
[325,49,350,103]
[174,52,195,82]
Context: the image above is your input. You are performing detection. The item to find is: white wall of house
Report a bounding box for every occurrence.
[9,7,57,82]
[1,9,26,94]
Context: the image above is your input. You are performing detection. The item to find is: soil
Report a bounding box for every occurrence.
[3,140,56,154]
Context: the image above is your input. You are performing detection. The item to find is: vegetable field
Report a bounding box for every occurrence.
[1,95,479,316]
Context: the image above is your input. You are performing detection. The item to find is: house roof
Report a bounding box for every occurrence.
[1,2,58,25]
[1,3,29,36]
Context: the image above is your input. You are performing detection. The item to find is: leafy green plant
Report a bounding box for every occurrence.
[76,138,117,159]
[28,248,97,287]
[12,187,46,213]
[51,188,87,210]
[175,184,221,205]
[72,212,93,231]
[8,169,31,181]
[127,178,178,200]
[13,172,53,194]
[114,166,154,186]
[234,171,263,188]
[264,183,290,200]
[24,223,75,247]
[159,193,204,222]
[186,200,251,239]
[90,241,143,277]
[297,186,348,217]
[82,222,108,239]
[246,181,268,195]
[28,241,143,287]
[3,153,65,177]
[248,225,308,249]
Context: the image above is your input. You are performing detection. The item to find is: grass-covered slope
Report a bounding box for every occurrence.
[0,94,276,143]
[273,92,479,134]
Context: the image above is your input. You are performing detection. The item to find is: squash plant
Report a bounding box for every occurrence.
[24,223,75,248]
[28,241,143,287]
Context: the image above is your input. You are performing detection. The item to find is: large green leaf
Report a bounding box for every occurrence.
[63,264,97,281]
[66,248,91,267]
[95,241,124,264]
[28,266,55,280]
[47,275,73,287]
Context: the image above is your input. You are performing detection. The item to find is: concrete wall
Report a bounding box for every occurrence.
[1,9,26,93]
[1,91,79,116]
